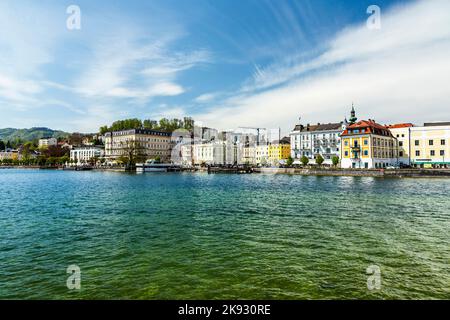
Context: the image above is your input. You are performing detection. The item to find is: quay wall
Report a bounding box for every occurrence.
[254,168,450,178]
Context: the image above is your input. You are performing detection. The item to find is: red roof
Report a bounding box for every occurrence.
[385,123,414,129]
[342,119,393,137]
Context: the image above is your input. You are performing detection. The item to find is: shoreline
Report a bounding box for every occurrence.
[2,165,450,178]
[254,167,450,178]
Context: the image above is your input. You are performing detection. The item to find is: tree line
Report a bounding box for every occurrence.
[99,117,195,135]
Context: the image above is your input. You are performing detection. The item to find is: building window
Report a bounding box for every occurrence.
[415,140,419,146]
[440,150,445,156]
[364,140,368,145]
[396,134,399,138]
[344,151,349,157]
[429,140,433,146]
[399,151,403,157]
[441,139,446,145]
[402,134,405,137]
[364,162,368,169]
[430,150,435,156]
[415,150,420,157]
[364,150,368,156]
[344,140,348,146]
[399,141,403,147]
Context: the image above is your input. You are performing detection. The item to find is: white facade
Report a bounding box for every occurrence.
[387,126,413,166]
[193,142,225,165]
[70,147,104,165]
[290,123,344,165]
[255,144,269,165]
[39,137,57,148]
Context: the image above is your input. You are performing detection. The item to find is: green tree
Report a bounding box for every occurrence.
[6,140,12,149]
[0,140,5,151]
[183,117,194,131]
[332,155,339,167]
[316,154,324,166]
[20,142,34,162]
[99,126,109,135]
[286,156,294,167]
[143,119,158,130]
[118,140,146,167]
[60,155,69,165]
[300,155,309,166]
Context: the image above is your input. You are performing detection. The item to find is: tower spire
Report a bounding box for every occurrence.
[349,102,357,124]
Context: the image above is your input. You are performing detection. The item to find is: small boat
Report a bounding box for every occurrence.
[136,159,176,172]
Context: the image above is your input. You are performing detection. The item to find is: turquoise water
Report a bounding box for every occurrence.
[0,169,449,299]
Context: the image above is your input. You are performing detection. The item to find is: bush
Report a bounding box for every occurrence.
[300,156,309,166]
[332,156,339,167]
[286,156,293,167]
[316,155,324,166]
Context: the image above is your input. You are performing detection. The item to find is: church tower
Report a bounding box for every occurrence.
[349,103,357,124]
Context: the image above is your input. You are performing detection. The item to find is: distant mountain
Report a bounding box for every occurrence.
[0,127,70,143]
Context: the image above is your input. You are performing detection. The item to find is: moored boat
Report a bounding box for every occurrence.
[136,159,178,172]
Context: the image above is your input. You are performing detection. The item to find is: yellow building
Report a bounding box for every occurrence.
[268,140,290,166]
[341,119,398,169]
[410,122,450,168]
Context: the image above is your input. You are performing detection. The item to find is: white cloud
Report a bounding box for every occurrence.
[147,105,187,120]
[194,93,219,103]
[74,32,209,101]
[197,0,450,135]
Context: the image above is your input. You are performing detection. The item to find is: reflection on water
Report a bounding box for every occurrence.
[0,169,449,299]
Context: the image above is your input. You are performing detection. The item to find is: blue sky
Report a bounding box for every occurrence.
[0,0,449,134]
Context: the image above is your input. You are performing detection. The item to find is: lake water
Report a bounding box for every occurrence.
[0,169,449,299]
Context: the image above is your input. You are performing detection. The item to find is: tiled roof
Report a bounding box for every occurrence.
[385,123,414,129]
[341,119,393,137]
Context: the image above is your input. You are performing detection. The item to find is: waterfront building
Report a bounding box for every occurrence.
[268,139,291,166]
[242,146,256,165]
[0,150,19,161]
[386,123,414,166]
[104,129,172,163]
[38,137,57,148]
[409,122,450,168]
[192,142,225,165]
[290,122,345,165]
[70,146,104,165]
[341,119,398,169]
[255,144,269,166]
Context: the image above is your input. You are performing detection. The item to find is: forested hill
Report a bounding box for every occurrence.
[0,127,70,143]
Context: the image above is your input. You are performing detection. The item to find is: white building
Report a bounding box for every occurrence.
[70,147,104,165]
[386,123,414,166]
[255,144,269,166]
[290,122,345,165]
[39,137,57,148]
[193,142,225,165]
